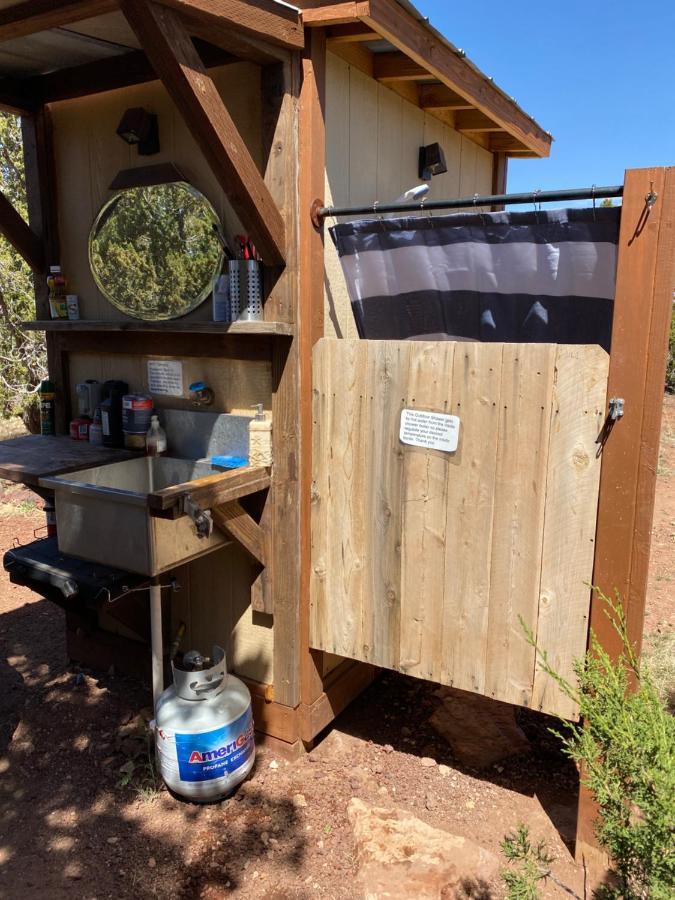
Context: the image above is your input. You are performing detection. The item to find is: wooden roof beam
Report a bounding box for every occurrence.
[373,51,428,81]
[419,83,474,111]
[21,40,235,106]
[0,189,44,272]
[153,0,304,50]
[120,0,286,266]
[455,110,505,133]
[326,23,378,43]
[0,0,116,42]
[360,0,552,157]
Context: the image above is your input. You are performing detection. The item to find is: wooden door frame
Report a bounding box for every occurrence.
[576,166,675,866]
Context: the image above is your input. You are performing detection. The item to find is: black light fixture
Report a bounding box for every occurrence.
[418,142,448,181]
[116,107,160,156]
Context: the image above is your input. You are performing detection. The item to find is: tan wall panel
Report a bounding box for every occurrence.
[323,52,495,340]
[50,63,261,322]
[68,352,272,416]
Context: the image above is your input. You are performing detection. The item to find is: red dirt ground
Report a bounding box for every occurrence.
[0,397,672,899]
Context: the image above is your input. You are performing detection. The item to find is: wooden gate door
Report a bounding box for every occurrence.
[310,338,609,719]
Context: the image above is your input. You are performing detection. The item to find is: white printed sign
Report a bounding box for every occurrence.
[147,359,184,397]
[399,409,460,453]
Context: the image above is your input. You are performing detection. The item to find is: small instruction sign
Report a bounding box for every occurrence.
[400,409,460,453]
[147,359,184,397]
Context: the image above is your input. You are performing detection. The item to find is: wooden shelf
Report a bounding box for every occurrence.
[23,320,293,336]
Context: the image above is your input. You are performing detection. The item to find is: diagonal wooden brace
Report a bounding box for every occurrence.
[212,500,266,565]
[120,0,286,266]
[212,501,273,614]
[0,189,44,271]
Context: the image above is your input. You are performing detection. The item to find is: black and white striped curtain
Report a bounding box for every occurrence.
[330,207,620,350]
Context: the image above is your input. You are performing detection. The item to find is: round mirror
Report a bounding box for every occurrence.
[89,182,224,320]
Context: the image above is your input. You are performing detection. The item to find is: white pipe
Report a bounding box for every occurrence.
[150,582,163,706]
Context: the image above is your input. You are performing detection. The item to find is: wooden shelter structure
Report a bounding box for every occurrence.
[0,0,672,867]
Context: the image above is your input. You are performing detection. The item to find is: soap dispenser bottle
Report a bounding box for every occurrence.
[248,403,272,467]
[146,415,167,458]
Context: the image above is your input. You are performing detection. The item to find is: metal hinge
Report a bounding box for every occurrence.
[182,494,213,539]
[608,397,625,421]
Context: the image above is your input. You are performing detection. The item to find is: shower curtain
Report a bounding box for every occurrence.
[329,206,620,350]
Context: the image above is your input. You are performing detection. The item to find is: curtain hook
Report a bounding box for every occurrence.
[420,196,434,225]
[533,189,541,223]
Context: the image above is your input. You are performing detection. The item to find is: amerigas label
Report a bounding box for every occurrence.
[400,409,460,453]
[157,706,254,783]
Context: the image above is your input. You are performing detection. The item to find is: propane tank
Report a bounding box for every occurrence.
[155,645,255,801]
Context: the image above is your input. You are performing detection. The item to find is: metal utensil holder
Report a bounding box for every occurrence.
[229,259,263,321]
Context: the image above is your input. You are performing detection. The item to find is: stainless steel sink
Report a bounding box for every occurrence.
[40,457,231,576]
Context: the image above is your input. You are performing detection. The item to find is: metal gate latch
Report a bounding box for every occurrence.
[609,397,625,420]
[182,494,213,539]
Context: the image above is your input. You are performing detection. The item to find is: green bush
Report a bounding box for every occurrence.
[501,824,556,899]
[666,307,675,394]
[525,593,675,899]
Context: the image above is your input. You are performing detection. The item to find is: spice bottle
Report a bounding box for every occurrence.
[146,415,167,457]
[47,266,68,319]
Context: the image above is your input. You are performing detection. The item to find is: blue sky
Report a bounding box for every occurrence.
[416,1,675,195]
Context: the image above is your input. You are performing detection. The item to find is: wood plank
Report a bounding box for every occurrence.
[361,342,409,670]
[328,39,373,77]
[576,167,675,860]
[28,42,235,105]
[313,340,369,659]
[0,0,115,41]
[0,188,43,271]
[441,343,503,693]
[399,342,454,681]
[148,466,271,512]
[532,345,609,719]
[24,319,293,336]
[419,83,474,110]
[484,344,557,707]
[262,55,303,706]
[120,0,286,266]
[373,51,428,82]
[299,660,377,741]
[362,0,552,157]
[298,26,327,708]
[327,23,378,42]
[154,0,304,50]
[212,501,266,564]
[302,2,368,26]
[455,110,505,133]
[0,434,134,487]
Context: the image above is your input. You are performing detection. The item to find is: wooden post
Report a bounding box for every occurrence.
[260,56,303,708]
[575,167,675,866]
[298,26,327,718]
[21,107,70,432]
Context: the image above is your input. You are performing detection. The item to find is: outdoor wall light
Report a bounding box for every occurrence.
[418,142,448,181]
[116,107,160,156]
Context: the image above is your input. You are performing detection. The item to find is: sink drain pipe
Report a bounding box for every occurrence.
[150,578,163,706]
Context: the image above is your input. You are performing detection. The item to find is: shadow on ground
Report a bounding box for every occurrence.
[0,597,307,899]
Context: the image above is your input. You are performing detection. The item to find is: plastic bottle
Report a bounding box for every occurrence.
[88,407,103,446]
[146,415,167,457]
[39,378,56,435]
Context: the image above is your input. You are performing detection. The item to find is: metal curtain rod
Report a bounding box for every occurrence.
[316,184,624,220]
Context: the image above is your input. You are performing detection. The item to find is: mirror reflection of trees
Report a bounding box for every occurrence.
[89,182,223,320]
